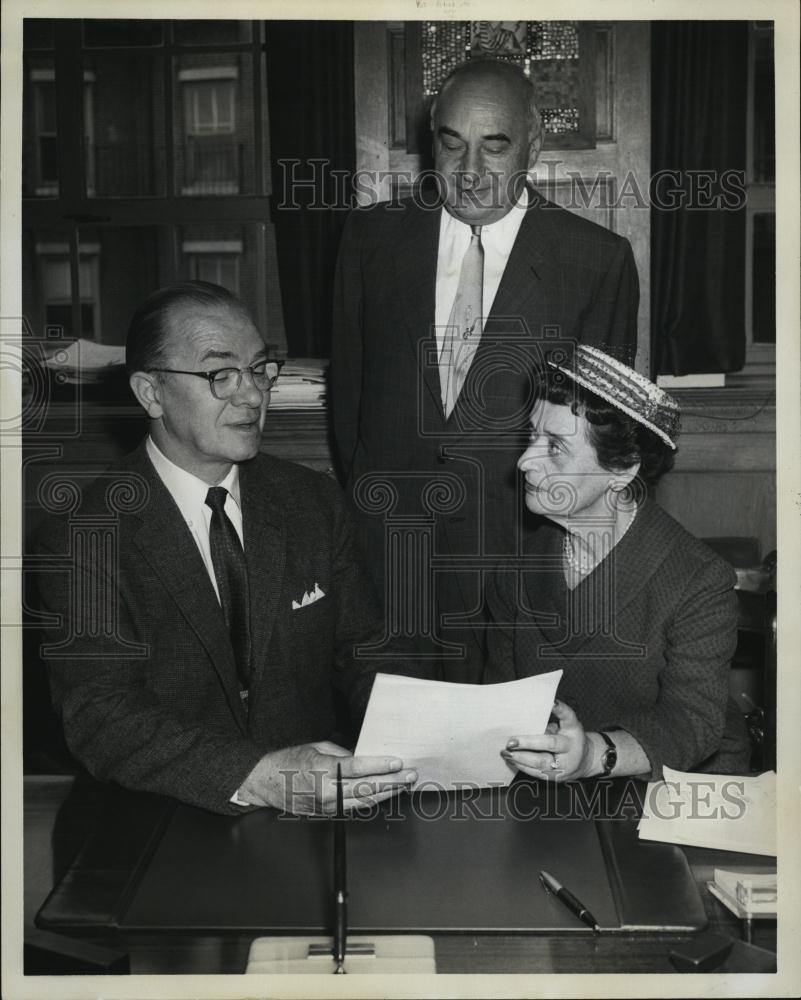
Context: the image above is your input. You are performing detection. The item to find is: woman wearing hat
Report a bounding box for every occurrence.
[488,346,750,782]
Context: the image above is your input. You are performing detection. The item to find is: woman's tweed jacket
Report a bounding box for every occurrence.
[484,498,751,777]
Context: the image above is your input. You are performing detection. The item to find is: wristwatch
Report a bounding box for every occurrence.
[598,730,618,777]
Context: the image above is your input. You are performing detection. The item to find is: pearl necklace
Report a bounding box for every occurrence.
[563,505,638,576]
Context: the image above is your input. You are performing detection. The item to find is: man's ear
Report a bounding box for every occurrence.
[129,371,163,419]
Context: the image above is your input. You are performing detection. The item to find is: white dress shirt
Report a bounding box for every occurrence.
[145,436,243,606]
[434,186,529,352]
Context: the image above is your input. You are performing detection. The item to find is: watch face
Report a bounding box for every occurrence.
[603,747,617,773]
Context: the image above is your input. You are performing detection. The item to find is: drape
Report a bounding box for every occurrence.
[265,22,355,357]
[651,22,748,375]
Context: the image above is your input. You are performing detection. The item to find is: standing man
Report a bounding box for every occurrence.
[331,58,639,683]
[36,281,415,815]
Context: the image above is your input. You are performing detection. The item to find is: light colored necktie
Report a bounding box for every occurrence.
[440,225,484,419]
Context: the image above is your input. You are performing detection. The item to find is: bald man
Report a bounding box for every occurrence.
[332,58,639,683]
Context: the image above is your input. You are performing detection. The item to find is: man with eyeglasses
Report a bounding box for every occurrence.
[36,281,415,815]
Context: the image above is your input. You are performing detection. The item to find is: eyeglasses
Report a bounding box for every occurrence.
[148,359,285,400]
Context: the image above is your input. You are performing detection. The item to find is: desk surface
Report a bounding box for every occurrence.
[117,784,709,935]
[25,775,777,975]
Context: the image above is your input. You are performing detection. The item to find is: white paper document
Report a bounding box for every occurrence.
[355,670,562,789]
[637,766,776,856]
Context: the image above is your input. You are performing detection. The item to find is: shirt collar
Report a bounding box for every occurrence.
[439,184,529,254]
[146,436,241,516]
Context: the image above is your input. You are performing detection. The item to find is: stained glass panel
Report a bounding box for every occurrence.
[421,20,587,142]
[530,21,579,60]
[421,21,469,97]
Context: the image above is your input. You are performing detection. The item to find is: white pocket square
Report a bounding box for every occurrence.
[291,582,326,610]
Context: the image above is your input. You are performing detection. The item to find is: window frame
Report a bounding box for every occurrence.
[740,20,775,380]
[36,241,101,339]
[22,19,283,350]
[184,77,237,136]
[184,238,242,293]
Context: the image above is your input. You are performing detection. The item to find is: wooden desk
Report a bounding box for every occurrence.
[25,776,776,975]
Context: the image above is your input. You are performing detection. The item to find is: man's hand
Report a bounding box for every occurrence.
[500,700,596,782]
[237,741,417,814]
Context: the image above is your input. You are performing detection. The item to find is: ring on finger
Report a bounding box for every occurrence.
[550,754,560,770]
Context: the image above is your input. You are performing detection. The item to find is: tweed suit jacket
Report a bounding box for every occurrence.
[484,499,751,778]
[330,189,639,677]
[36,443,383,814]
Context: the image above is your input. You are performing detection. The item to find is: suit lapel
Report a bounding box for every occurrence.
[485,190,562,331]
[239,458,286,694]
[523,521,567,621]
[126,446,248,732]
[396,203,444,417]
[603,499,681,623]
[531,501,676,658]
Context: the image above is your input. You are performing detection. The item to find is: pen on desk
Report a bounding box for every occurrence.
[333,763,348,973]
[539,869,600,933]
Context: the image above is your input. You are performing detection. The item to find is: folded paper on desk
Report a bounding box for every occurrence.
[355,670,562,788]
[638,767,776,856]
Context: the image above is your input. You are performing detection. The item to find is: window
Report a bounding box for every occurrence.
[36,242,100,338]
[742,21,775,379]
[184,239,241,293]
[22,20,285,351]
[31,72,58,195]
[28,68,96,197]
[183,73,236,134]
[180,67,239,194]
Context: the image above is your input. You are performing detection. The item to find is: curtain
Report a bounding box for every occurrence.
[265,22,355,357]
[651,23,748,375]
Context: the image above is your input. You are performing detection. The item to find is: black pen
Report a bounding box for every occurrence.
[539,869,600,933]
[333,763,348,973]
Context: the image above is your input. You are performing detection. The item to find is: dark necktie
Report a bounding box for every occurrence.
[205,486,251,692]
[440,224,484,418]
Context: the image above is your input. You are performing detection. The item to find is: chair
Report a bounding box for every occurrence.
[702,537,777,772]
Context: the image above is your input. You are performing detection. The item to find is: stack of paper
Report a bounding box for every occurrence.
[707,868,777,921]
[42,338,125,383]
[355,670,562,789]
[714,869,776,908]
[638,767,776,856]
[269,359,326,409]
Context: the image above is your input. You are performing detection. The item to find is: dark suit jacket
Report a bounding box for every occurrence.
[331,190,639,678]
[35,444,383,814]
[484,499,751,778]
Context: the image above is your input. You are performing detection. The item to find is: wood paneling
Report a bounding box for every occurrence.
[595,24,614,141]
[388,25,407,150]
[655,389,776,553]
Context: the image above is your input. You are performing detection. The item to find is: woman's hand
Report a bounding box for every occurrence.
[501,700,595,782]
